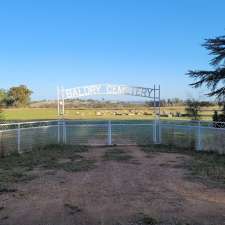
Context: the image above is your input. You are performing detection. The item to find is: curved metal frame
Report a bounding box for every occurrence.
[57,84,161,143]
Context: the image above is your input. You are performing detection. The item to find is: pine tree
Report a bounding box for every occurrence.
[187,35,225,99]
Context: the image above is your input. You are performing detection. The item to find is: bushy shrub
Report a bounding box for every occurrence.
[213,104,225,128]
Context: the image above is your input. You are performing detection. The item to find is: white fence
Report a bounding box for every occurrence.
[0,120,225,156]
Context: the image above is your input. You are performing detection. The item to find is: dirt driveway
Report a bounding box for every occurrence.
[0,146,225,225]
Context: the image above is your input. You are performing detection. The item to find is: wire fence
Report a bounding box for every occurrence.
[0,120,225,156]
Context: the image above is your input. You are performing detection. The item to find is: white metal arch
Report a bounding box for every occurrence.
[57,83,160,117]
[57,83,161,144]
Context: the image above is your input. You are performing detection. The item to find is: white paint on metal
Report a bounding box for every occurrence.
[62,84,156,99]
[57,86,60,116]
[0,120,225,154]
[57,83,161,143]
[197,121,202,151]
[63,120,67,144]
[108,120,112,145]
[57,121,60,144]
[17,123,21,154]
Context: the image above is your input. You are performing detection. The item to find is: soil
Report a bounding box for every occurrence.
[0,146,225,225]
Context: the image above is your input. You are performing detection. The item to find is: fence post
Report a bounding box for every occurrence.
[63,120,67,144]
[107,121,112,145]
[17,123,21,154]
[158,119,161,144]
[153,120,156,144]
[196,121,202,151]
[57,120,60,144]
[153,119,161,144]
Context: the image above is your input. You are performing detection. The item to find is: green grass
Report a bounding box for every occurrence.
[103,148,133,162]
[2,108,58,121]
[0,145,95,188]
[1,107,215,121]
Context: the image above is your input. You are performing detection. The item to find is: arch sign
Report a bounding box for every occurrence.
[57,84,160,117]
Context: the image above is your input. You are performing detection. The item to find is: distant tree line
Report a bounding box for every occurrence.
[0,85,32,107]
[145,98,216,107]
[33,98,218,109]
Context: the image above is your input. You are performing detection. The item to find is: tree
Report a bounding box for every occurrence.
[7,85,32,107]
[214,104,225,122]
[0,89,6,121]
[185,99,201,120]
[0,105,4,157]
[0,89,7,106]
[212,110,219,122]
[187,35,225,99]
[0,106,3,120]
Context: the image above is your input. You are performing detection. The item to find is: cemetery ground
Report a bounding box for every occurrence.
[0,145,224,225]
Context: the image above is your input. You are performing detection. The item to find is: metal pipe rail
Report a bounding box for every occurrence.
[0,120,224,156]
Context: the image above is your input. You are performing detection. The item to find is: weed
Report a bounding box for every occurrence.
[103,148,133,162]
[64,203,82,214]
[56,159,96,172]
[133,214,158,225]
[141,216,158,225]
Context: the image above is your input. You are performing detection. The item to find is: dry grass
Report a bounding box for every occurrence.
[103,148,133,162]
[1,106,219,121]
[0,145,95,189]
[140,145,225,184]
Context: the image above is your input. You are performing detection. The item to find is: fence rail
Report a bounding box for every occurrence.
[0,120,225,156]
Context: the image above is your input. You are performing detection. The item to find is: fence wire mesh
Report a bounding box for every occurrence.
[0,120,224,156]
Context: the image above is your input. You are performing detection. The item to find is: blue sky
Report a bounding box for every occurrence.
[0,0,224,101]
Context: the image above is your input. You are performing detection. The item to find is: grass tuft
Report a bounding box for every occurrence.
[64,203,82,214]
[57,159,96,172]
[132,213,158,225]
[141,215,158,225]
[103,148,133,162]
